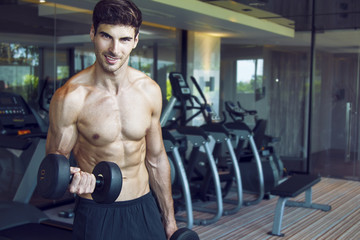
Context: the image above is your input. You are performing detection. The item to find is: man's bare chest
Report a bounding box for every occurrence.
[77,95,151,145]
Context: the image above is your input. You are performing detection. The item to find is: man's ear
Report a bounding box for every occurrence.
[90,25,95,42]
[133,33,139,49]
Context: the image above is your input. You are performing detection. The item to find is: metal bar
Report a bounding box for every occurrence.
[172,146,194,229]
[223,138,243,215]
[286,188,331,212]
[193,141,223,225]
[14,139,46,203]
[285,187,331,211]
[245,135,265,205]
[160,96,177,127]
[305,187,312,206]
[345,102,352,162]
[269,197,288,237]
[305,0,317,174]
[285,200,331,211]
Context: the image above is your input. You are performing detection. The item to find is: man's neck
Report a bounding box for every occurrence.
[93,61,131,95]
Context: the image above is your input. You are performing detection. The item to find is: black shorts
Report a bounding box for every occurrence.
[72,192,166,240]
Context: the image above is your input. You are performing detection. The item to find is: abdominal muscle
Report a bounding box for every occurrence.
[73,135,150,202]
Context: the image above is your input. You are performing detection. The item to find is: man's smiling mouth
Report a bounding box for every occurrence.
[105,55,119,64]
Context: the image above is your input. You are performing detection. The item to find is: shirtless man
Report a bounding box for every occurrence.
[45,0,177,239]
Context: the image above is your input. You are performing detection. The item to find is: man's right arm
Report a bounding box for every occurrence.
[45,84,96,195]
[46,85,81,157]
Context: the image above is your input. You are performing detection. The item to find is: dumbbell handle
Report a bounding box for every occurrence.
[69,173,104,191]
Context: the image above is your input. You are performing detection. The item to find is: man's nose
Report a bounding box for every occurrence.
[109,40,121,55]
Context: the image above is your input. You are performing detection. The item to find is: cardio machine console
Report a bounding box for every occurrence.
[169,72,191,99]
[0,92,40,135]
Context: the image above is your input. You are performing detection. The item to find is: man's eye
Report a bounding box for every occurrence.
[101,33,111,39]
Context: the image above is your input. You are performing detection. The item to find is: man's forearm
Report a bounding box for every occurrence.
[147,157,176,223]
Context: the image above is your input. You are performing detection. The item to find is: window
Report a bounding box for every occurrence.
[0,43,39,106]
[236,58,263,95]
[74,49,96,74]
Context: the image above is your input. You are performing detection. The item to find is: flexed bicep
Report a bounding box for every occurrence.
[46,84,84,157]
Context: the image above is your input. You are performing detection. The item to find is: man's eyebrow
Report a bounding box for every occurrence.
[98,30,134,40]
[99,31,112,38]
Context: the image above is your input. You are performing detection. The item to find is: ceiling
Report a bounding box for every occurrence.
[0,0,359,51]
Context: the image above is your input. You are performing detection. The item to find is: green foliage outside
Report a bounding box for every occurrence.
[166,79,172,101]
[57,66,69,80]
[23,74,39,88]
[237,80,254,93]
[237,75,263,94]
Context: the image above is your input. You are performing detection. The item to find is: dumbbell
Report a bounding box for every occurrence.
[37,154,122,204]
[170,228,199,240]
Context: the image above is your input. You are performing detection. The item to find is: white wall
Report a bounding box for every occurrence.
[187,32,221,126]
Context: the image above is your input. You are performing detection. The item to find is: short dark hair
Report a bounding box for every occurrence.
[92,0,142,36]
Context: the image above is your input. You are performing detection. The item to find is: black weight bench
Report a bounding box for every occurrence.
[268,174,331,237]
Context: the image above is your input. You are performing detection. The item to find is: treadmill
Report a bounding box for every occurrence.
[0,92,73,239]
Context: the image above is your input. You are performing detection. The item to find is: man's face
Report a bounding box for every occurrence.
[90,24,139,74]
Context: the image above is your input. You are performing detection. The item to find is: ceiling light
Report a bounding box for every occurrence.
[139,30,153,35]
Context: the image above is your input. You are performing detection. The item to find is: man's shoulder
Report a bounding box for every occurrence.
[127,68,162,107]
[55,81,87,98]
[128,67,159,90]
[56,67,94,97]
[128,67,152,81]
[52,79,90,109]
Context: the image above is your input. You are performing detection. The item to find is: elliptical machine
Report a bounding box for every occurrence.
[161,75,224,224]
[224,100,285,197]
[186,76,270,205]
[164,72,243,216]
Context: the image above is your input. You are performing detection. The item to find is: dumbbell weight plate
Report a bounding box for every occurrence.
[92,161,123,204]
[170,228,199,240]
[37,154,70,199]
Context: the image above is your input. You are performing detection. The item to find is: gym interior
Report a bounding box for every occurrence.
[0,0,360,239]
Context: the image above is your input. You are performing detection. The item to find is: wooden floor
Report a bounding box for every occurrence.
[177,177,360,240]
[43,177,360,239]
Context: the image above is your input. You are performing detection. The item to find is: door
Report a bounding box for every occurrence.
[310,29,360,180]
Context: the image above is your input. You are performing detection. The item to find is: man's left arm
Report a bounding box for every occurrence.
[144,82,177,239]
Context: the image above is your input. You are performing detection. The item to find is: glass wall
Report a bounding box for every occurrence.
[221,41,312,173]
[221,0,360,179]
[310,7,360,180]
